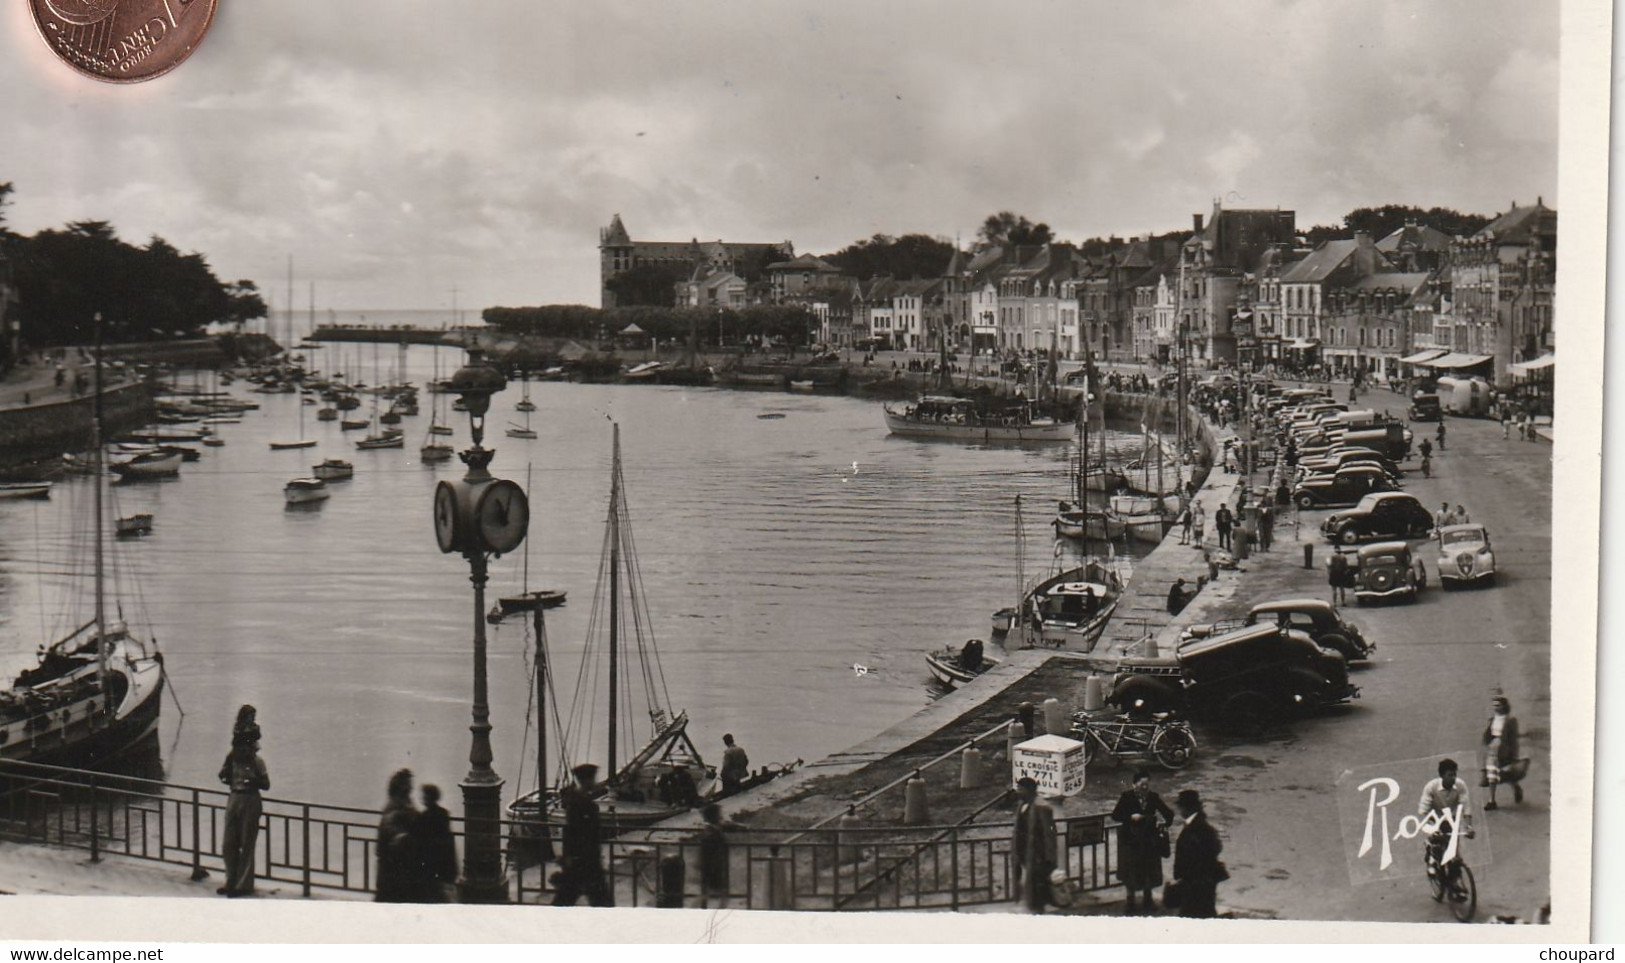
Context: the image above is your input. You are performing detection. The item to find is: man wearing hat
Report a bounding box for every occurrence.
[1171,789,1224,919]
[553,763,612,907]
[1012,776,1057,913]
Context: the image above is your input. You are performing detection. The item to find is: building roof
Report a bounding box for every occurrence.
[765,253,842,274]
[943,248,967,277]
[1279,239,1359,284]
[1474,201,1557,245]
[1345,271,1431,295]
[601,214,632,247]
[1376,222,1453,253]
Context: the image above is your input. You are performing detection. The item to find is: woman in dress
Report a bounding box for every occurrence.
[216,705,270,897]
[1110,769,1174,915]
[376,768,422,902]
[1482,694,1523,808]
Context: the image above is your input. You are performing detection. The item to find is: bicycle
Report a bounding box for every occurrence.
[1070,712,1198,770]
[1423,829,1477,922]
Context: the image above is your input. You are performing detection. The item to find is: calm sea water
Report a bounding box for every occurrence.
[0,343,1155,809]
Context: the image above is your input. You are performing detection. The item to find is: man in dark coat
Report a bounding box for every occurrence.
[1166,578,1190,616]
[1110,769,1174,915]
[1172,789,1223,918]
[720,734,750,795]
[375,769,421,903]
[553,763,613,907]
[416,784,459,902]
[1213,504,1234,550]
[1012,777,1057,913]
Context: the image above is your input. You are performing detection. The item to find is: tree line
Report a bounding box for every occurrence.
[0,181,267,346]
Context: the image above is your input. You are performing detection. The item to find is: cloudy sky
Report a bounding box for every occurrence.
[0,0,1559,311]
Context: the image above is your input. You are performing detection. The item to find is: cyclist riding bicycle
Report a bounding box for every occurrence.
[1418,758,1474,877]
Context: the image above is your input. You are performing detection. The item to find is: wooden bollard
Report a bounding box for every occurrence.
[960,746,983,789]
[1042,697,1066,735]
[1142,636,1160,659]
[903,771,929,825]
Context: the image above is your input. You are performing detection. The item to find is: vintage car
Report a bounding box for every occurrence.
[1296,457,1402,487]
[1110,623,1357,733]
[1292,465,1395,509]
[1408,392,1443,422]
[1321,491,1436,545]
[1180,597,1375,662]
[1296,448,1403,478]
[1436,523,1497,587]
[1352,541,1427,604]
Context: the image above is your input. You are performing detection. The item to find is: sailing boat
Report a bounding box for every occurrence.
[505,393,537,440]
[269,385,317,450]
[506,426,794,845]
[356,341,404,450]
[488,468,565,620]
[1054,366,1124,541]
[515,371,536,412]
[419,345,455,463]
[2,327,165,765]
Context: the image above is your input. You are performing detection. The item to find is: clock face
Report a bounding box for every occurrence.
[476,480,529,554]
[433,481,461,553]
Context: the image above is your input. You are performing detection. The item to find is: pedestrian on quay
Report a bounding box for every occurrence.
[1419,438,1433,462]
[1169,789,1224,919]
[1110,769,1174,916]
[554,763,613,907]
[1166,577,1191,616]
[1327,550,1351,604]
[720,733,750,795]
[216,705,270,898]
[1012,776,1058,914]
[1482,695,1525,809]
[1502,409,1512,439]
[1436,421,1447,451]
[698,802,744,908]
[1178,505,1192,545]
[376,768,421,903]
[1214,504,1234,551]
[1192,502,1206,548]
[1258,504,1274,551]
[1204,549,1220,583]
[417,783,459,902]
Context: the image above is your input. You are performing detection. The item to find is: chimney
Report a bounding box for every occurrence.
[1193,213,1205,235]
[1354,231,1376,276]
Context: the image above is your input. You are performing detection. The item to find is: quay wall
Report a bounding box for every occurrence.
[0,381,156,471]
[308,325,462,346]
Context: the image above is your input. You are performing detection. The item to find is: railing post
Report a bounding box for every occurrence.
[189,788,208,881]
[88,771,100,863]
[950,825,960,912]
[301,804,312,898]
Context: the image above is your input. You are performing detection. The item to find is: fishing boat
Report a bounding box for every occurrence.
[340,418,369,431]
[1,336,165,766]
[0,482,52,500]
[202,437,226,448]
[355,432,404,450]
[316,407,338,422]
[506,426,799,856]
[1020,558,1125,652]
[312,458,354,481]
[115,514,153,537]
[1054,366,1127,540]
[283,477,331,505]
[490,590,567,621]
[514,372,537,412]
[1053,507,1125,542]
[419,347,456,462]
[925,638,1001,690]
[429,424,454,436]
[882,395,1074,443]
[109,450,183,478]
[505,398,537,440]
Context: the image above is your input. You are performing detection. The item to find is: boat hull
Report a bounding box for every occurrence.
[1,643,164,768]
[0,483,52,500]
[883,409,1074,443]
[925,651,1001,689]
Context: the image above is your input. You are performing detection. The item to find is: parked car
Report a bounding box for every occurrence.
[1296,457,1402,486]
[1292,466,1395,509]
[1321,492,1435,545]
[1297,448,1403,478]
[1408,393,1443,422]
[1338,423,1413,461]
[1352,541,1426,604]
[1180,597,1375,662]
[1109,623,1357,733]
[1436,523,1497,588]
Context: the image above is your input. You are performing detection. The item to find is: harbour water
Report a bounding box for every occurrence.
[0,344,1159,809]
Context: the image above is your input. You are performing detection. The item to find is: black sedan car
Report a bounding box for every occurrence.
[1320,491,1436,545]
[1292,466,1395,509]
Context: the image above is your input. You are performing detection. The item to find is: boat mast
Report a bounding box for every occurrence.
[92,313,108,686]
[286,255,293,356]
[533,606,548,796]
[607,424,622,776]
[1015,494,1025,642]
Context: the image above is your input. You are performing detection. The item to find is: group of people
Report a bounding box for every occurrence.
[1012,771,1225,918]
[1437,501,1473,528]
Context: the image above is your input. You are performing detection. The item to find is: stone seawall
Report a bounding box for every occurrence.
[0,381,156,471]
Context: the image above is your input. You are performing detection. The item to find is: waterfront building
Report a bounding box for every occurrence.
[1446,199,1557,385]
[1377,221,1454,274]
[1177,205,1298,363]
[1319,271,1432,380]
[765,253,845,302]
[675,265,747,310]
[862,276,899,348]
[598,214,793,308]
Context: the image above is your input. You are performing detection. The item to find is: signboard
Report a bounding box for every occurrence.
[1012,734,1086,796]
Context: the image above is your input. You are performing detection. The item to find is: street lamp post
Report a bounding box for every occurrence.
[433,345,529,904]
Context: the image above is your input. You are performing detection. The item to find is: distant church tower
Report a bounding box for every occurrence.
[599,214,635,308]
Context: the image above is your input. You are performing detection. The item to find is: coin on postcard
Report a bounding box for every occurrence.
[29,0,218,83]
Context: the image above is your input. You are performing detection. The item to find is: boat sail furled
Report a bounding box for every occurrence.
[1,323,164,765]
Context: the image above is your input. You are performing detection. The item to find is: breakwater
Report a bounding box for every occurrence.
[0,380,156,471]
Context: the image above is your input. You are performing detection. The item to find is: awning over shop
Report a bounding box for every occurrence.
[1508,353,1556,375]
[1421,352,1493,369]
[1399,348,1448,364]
[1286,339,1320,350]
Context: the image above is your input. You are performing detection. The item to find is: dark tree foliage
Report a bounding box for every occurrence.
[604,261,687,307]
[823,233,954,281]
[1303,206,1493,247]
[978,211,1053,247]
[0,181,13,234]
[0,196,263,345]
[484,304,818,348]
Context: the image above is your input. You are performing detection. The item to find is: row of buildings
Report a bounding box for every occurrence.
[597,201,1556,387]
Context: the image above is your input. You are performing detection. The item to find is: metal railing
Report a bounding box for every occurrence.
[0,758,1120,910]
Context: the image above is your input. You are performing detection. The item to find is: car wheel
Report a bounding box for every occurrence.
[1319,633,1357,662]
[1220,690,1274,736]
[1339,527,1360,546]
[1296,493,1316,511]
